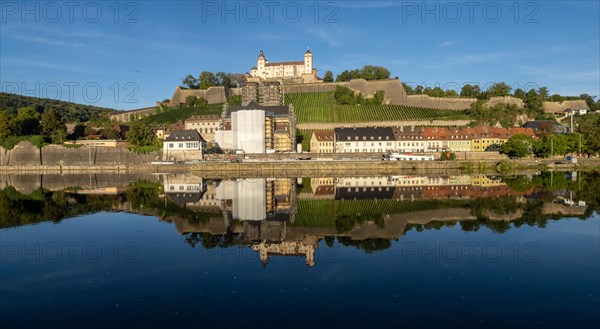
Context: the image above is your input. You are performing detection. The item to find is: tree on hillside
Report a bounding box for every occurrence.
[486,82,512,97]
[500,134,535,158]
[578,114,600,155]
[513,88,525,99]
[15,106,41,136]
[580,94,600,112]
[524,88,544,113]
[335,65,390,81]
[334,86,357,105]
[335,70,351,82]
[538,86,549,100]
[0,111,16,139]
[184,96,208,108]
[182,74,200,89]
[126,122,157,147]
[533,134,580,158]
[426,87,445,97]
[199,71,217,89]
[0,92,112,123]
[402,83,415,95]
[215,72,231,88]
[323,71,334,83]
[460,84,481,98]
[100,120,121,140]
[40,109,67,143]
[361,65,390,80]
[445,89,458,97]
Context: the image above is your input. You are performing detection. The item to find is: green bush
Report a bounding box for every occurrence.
[440,151,456,161]
[0,135,47,150]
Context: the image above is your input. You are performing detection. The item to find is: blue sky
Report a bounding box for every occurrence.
[1,0,599,110]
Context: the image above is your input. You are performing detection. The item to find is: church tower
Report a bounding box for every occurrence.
[304,49,312,74]
[257,50,266,78]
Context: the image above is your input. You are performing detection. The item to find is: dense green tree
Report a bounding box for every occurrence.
[100,120,121,140]
[402,83,415,95]
[181,74,199,89]
[577,114,600,155]
[0,92,112,123]
[323,71,334,83]
[334,86,357,105]
[335,65,390,81]
[361,65,390,80]
[524,89,544,113]
[460,84,481,97]
[579,94,600,111]
[513,88,525,99]
[369,90,385,105]
[486,82,512,97]
[15,106,41,135]
[40,109,67,143]
[426,86,445,97]
[199,71,217,89]
[126,122,157,147]
[538,86,549,100]
[500,134,535,158]
[185,96,199,108]
[445,89,458,97]
[533,134,581,158]
[215,72,231,87]
[0,111,16,139]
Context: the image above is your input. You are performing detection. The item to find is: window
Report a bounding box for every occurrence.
[169,143,174,148]
[179,143,183,148]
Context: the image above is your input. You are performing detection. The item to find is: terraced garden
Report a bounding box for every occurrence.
[285,92,469,123]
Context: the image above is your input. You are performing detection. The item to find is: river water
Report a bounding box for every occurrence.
[1,172,598,328]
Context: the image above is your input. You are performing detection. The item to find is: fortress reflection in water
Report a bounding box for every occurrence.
[156,173,588,267]
[0,172,590,267]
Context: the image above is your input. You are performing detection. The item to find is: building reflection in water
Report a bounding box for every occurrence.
[162,174,308,266]
[156,173,589,267]
[1,172,587,268]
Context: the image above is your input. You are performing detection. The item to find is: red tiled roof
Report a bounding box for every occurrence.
[313,130,334,141]
[424,127,471,140]
[509,127,536,138]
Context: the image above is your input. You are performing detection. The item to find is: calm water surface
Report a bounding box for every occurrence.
[1,173,598,328]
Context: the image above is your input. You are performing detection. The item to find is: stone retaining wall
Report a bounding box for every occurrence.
[0,141,161,166]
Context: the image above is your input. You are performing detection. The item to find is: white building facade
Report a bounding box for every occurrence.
[249,49,313,79]
[162,130,205,162]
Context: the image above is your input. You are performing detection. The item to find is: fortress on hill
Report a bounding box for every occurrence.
[107,48,591,122]
[248,49,319,83]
